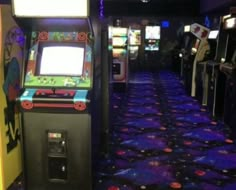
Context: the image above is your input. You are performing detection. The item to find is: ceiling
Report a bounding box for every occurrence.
[101,0,200,17]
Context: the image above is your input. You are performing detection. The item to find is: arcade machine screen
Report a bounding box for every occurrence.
[208,30,219,39]
[144,26,160,51]
[24,41,89,88]
[112,36,127,47]
[129,29,141,45]
[38,43,84,76]
[129,29,141,60]
[184,25,191,32]
[145,26,160,39]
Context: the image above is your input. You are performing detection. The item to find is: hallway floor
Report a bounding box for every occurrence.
[94,71,236,190]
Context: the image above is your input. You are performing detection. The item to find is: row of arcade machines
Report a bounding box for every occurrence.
[9,0,100,189]
[178,12,236,138]
[109,23,161,91]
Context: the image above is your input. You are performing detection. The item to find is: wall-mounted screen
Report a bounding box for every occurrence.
[145,26,161,40]
[208,30,219,39]
[37,42,85,76]
[12,0,88,17]
[129,29,141,45]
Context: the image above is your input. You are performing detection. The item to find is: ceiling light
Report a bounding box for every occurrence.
[141,0,151,3]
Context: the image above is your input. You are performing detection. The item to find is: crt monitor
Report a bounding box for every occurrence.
[36,41,85,77]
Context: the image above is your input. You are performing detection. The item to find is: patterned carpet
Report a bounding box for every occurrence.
[93,71,236,190]
[9,71,236,190]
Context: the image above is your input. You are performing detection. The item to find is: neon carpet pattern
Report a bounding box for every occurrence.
[94,71,236,190]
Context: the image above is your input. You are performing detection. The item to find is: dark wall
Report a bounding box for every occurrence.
[200,0,235,14]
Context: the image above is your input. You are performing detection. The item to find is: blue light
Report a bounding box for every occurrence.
[99,0,104,18]
[161,21,169,28]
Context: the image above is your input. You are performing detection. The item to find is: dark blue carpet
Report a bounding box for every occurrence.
[94,71,236,190]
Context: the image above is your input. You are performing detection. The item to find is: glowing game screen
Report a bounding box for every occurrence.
[208,30,219,39]
[112,36,127,47]
[145,26,161,40]
[39,46,84,76]
[129,29,141,45]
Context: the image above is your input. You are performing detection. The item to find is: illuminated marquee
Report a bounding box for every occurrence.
[12,0,89,17]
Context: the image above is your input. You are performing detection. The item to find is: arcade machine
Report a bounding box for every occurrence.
[181,23,209,96]
[195,29,219,105]
[220,12,236,137]
[12,0,96,189]
[0,4,23,190]
[189,23,210,97]
[206,15,229,118]
[144,25,161,69]
[111,26,129,91]
[128,28,141,71]
[178,25,191,78]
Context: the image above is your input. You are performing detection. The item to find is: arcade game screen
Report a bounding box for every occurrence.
[145,26,161,40]
[145,26,160,51]
[38,42,85,76]
[129,29,141,45]
[112,36,128,47]
[24,31,92,89]
[208,30,219,39]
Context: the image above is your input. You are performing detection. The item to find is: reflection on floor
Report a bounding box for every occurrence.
[94,71,236,190]
[8,71,236,190]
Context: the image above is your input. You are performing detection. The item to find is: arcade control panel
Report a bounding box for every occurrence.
[19,88,90,112]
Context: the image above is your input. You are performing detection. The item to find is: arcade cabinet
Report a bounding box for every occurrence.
[128,28,141,72]
[144,25,161,69]
[181,23,209,96]
[220,12,236,138]
[178,25,191,78]
[206,15,229,118]
[111,26,129,91]
[12,0,97,189]
[189,23,210,97]
[195,29,219,105]
[0,5,23,189]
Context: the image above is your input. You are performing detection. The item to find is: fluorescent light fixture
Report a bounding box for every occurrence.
[12,0,88,17]
[208,30,219,39]
[184,25,190,32]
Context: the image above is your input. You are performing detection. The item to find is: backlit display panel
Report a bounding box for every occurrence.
[12,0,88,17]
